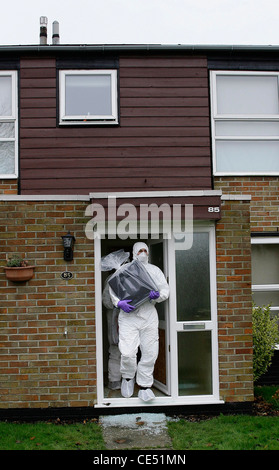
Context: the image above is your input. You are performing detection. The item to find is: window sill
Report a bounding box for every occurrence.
[0,174,18,179]
[214,172,279,176]
[59,120,119,126]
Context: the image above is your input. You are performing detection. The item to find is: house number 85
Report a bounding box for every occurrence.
[208,207,220,213]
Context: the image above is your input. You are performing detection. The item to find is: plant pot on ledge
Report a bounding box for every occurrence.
[4,255,35,282]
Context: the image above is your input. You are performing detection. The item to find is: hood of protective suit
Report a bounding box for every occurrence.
[133,242,149,264]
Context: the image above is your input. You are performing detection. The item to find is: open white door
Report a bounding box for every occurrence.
[149,239,171,395]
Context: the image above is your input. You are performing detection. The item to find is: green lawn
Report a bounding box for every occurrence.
[167,414,279,450]
[0,386,278,451]
[0,419,106,450]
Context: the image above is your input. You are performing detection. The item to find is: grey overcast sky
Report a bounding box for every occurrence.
[2,0,279,46]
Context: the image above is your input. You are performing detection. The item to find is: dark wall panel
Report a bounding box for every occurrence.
[19,55,212,195]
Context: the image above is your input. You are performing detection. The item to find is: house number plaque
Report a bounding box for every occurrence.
[61,271,73,280]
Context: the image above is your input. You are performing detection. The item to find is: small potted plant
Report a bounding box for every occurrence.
[4,255,35,282]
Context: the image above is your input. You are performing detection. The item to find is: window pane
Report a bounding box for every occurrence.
[216,140,279,172]
[178,331,212,396]
[252,244,279,284]
[252,291,279,307]
[0,122,14,138]
[175,232,211,321]
[65,74,112,116]
[216,75,279,115]
[216,121,279,136]
[0,142,15,173]
[0,76,12,116]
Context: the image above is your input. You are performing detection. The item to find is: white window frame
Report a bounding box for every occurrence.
[210,70,279,176]
[59,70,118,125]
[0,71,18,178]
[251,236,279,348]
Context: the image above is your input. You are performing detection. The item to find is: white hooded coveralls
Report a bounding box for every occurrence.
[109,242,169,388]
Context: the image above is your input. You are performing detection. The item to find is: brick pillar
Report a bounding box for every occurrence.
[216,195,254,403]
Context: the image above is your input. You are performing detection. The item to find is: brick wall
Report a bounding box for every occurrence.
[0,180,18,195]
[215,177,279,232]
[0,194,255,409]
[216,196,254,403]
[0,198,95,409]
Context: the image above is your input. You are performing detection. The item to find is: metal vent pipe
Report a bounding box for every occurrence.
[52,21,60,44]
[40,16,48,45]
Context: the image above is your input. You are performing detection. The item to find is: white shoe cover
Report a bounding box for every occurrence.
[138,388,155,402]
[121,378,135,398]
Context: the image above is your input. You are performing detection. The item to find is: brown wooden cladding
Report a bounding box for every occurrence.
[19,55,212,195]
[89,195,222,221]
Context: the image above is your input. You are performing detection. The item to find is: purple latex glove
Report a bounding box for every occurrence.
[149,290,160,300]
[117,299,135,313]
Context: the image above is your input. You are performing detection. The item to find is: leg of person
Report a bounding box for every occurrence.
[108,343,121,389]
[136,310,159,401]
[118,312,140,398]
[107,310,121,390]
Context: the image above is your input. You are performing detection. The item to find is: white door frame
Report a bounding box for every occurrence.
[168,224,221,402]
[94,224,223,408]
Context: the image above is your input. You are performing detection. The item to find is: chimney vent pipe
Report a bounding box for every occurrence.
[40,16,48,45]
[52,21,60,44]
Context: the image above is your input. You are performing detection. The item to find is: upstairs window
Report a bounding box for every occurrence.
[0,71,18,178]
[210,71,279,175]
[59,70,118,125]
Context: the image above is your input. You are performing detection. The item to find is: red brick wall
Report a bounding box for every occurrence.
[0,194,255,409]
[215,177,279,232]
[0,198,95,409]
[216,196,254,403]
[0,180,18,195]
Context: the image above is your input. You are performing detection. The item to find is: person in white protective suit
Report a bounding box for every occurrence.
[102,279,121,390]
[109,242,169,402]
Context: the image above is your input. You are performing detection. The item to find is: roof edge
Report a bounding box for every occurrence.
[1,43,279,53]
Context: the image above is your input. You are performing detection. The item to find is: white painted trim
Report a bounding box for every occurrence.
[59,69,118,125]
[210,70,279,176]
[252,284,279,291]
[90,190,222,199]
[94,223,221,408]
[0,195,90,201]
[0,191,222,202]
[0,174,18,179]
[0,71,18,178]
[209,225,220,400]
[94,236,105,404]
[94,396,224,409]
[251,236,279,244]
[216,172,279,176]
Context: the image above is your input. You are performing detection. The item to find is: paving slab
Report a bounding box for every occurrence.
[100,413,173,450]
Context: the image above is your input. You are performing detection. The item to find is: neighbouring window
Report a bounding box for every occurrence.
[0,71,18,177]
[59,70,118,125]
[210,71,279,175]
[251,236,279,339]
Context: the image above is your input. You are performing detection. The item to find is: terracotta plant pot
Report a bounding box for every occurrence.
[4,266,35,282]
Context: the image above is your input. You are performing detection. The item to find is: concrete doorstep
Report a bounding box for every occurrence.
[99,413,173,450]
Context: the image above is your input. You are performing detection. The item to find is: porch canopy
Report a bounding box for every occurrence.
[89,190,222,222]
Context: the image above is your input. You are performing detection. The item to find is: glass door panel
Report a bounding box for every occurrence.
[175,232,211,321]
[177,330,212,396]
